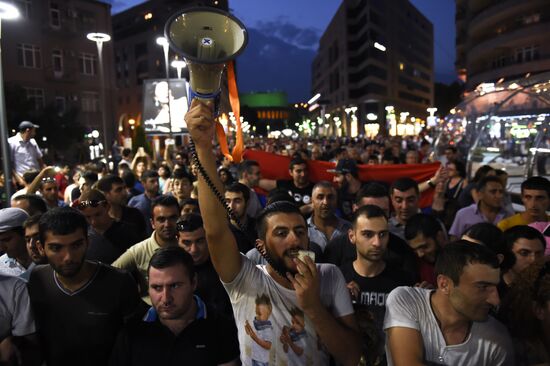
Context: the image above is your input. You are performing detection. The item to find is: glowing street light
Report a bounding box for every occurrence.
[171,59,187,79]
[374,42,386,52]
[156,36,173,138]
[307,93,321,105]
[87,32,111,159]
[0,1,20,203]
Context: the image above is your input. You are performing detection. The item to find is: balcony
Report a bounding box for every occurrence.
[467,55,550,89]
[468,22,550,60]
[469,0,548,37]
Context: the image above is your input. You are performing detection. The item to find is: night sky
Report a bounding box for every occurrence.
[109,0,456,99]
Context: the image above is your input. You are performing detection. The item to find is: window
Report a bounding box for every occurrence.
[17,44,41,68]
[515,46,540,63]
[522,14,540,25]
[55,96,66,114]
[15,0,31,18]
[25,88,45,110]
[79,53,96,75]
[50,2,60,28]
[81,92,99,112]
[52,49,63,73]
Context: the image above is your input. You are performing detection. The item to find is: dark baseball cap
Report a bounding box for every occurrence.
[328,159,358,175]
[18,121,39,130]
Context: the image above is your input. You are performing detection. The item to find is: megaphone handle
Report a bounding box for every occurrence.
[187,87,221,116]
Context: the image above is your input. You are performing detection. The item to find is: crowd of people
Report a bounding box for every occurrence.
[0,105,549,366]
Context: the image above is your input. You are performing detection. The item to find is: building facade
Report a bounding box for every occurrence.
[2,0,115,146]
[311,0,434,136]
[456,0,550,90]
[112,0,229,140]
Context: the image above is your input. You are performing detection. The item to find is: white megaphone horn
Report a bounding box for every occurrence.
[165,7,248,110]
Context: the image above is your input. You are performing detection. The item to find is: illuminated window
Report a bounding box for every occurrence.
[144,12,153,20]
[399,62,404,71]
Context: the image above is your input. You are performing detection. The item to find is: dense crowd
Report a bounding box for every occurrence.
[0,105,549,366]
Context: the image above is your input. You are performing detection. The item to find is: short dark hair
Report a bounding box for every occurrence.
[12,194,48,215]
[79,189,106,203]
[181,198,199,208]
[390,177,419,196]
[501,225,546,271]
[445,146,457,153]
[148,246,196,281]
[435,241,499,285]
[356,182,388,203]
[266,189,294,206]
[97,174,124,193]
[151,195,179,218]
[462,223,506,255]
[477,175,503,192]
[238,160,260,179]
[81,171,99,185]
[289,157,307,171]
[38,207,88,244]
[23,213,42,229]
[226,182,250,203]
[521,176,550,197]
[472,165,494,183]
[256,201,304,240]
[121,170,136,188]
[22,170,40,185]
[352,205,387,227]
[172,169,193,183]
[405,214,444,241]
[312,180,334,193]
[141,170,159,181]
[176,213,203,233]
[122,148,132,158]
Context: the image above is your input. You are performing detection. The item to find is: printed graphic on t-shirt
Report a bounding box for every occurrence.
[244,294,274,365]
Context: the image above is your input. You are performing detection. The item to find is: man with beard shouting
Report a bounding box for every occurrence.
[186,100,361,366]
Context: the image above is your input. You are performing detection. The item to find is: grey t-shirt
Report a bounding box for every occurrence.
[383,286,513,366]
[0,274,36,341]
[223,255,354,366]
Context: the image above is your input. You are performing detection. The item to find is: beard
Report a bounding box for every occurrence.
[259,245,302,276]
[51,259,85,278]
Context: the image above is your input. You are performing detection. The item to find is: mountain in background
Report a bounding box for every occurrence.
[236,27,316,103]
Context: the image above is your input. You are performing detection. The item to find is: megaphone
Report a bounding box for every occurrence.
[165,7,248,107]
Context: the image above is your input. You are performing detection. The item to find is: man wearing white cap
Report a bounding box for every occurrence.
[0,208,33,280]
[8,121,44,184]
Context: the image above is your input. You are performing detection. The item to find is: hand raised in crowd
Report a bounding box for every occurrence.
[286,256,321,313]
[432,165,449,185]
[185,99,216,149]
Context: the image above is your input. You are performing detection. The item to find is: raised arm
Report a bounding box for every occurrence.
[25,166,56,195]
[258,178,277,192]
[185,99,241,283]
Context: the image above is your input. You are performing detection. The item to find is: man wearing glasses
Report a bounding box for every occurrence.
[113,195,179,305]
[76,189,142,264]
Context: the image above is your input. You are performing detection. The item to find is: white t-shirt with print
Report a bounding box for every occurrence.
[223,255,354,366]
[383,286,514,366]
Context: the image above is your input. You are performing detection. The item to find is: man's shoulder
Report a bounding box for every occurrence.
[387,286,429,306]
[456,203,477,216]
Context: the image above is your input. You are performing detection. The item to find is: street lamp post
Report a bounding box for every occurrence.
[171,59,186,79]
[0,2,19,204]
[87,32,111,161]
[156,36,173,139]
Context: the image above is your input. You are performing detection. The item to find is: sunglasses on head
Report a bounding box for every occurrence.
[41,177,56,184]
[76,200,106,210]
